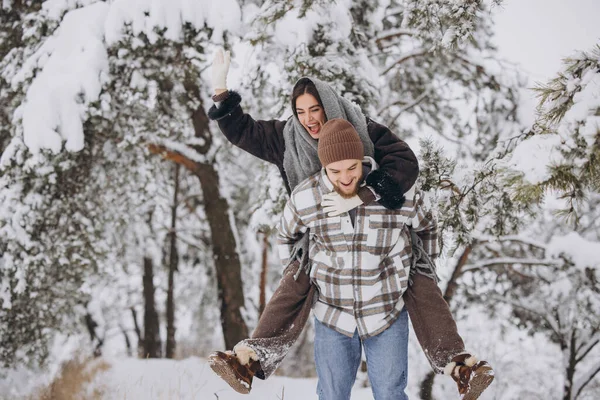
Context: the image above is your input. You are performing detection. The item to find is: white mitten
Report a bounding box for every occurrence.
[211,48,230,93]
[321,192,363,216]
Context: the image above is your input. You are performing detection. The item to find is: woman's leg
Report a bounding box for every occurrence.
[236,260,315,379]
[403,272,465,372]
[404,273,494,399]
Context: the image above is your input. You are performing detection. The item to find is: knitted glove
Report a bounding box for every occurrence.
[211,48,230,93]
[322,192,363,216]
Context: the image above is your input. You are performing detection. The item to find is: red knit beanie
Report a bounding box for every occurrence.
[317,119,364,167]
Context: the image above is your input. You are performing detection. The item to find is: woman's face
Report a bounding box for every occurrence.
[295,93,326,139]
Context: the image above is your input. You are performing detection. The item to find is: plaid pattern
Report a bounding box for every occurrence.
[277,166,438,339]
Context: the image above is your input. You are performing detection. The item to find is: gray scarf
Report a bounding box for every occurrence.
[282,77,374,190]
[281,77,375,278]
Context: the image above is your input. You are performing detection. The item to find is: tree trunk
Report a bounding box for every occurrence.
[165,165,180,359]
[419,244,473,398]
[130,306,143,356]
[191,103,248,348]
[194,161,249,348]
[143,256,161,358]
[443,245,473,304]
[563,332,577,400]
[419,371,436,400]
[259,233,269,316]
[147,94,248,350]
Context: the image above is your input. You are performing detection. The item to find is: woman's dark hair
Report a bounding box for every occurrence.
[291,78,325,118]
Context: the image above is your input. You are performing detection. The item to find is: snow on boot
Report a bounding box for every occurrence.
[444,354,494,400]
[208,350,262,394]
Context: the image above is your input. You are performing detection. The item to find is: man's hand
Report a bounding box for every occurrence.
[321,192,363,216]
[211,48,230,94]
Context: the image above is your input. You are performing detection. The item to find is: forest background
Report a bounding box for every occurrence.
[1,1,599,399]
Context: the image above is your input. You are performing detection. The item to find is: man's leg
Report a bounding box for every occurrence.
[363,308,409,400]
[314,318,362,400]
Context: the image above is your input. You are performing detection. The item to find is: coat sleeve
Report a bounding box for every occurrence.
[208,91,287,166]
[363,118,420,210]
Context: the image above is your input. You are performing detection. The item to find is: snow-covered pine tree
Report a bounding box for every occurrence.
[507,45,600,224]
[0,1,110,368]
[423,44,600,399]
[489,43,600,400]
[0,0,252,366]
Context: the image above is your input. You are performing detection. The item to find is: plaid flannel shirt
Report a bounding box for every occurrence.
[277,165,438,339]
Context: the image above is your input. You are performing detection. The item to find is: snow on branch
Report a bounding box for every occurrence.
[15,2,109,155]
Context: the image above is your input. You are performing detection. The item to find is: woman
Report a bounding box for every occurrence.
[207,49,493,400]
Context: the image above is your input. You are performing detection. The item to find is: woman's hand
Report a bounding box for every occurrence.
[211,48,231,95]
[321,192,363,216]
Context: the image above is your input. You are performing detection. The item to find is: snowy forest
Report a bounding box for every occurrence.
[0,0,599,399]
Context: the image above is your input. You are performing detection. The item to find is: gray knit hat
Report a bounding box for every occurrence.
[318,119,364,167]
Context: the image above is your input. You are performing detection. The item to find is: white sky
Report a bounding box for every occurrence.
[493,0,600,83]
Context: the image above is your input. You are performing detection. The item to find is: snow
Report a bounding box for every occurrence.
[103,0,242,45]
[15,2,109,155]
[503,134,564,184]
[271,8,319,50]
[84,357,322,400]
[6,0,244,159]
[548,232,600,271]
[561,70,600,145]
[2,1,600,399]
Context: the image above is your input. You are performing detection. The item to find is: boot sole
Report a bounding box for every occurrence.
[208,355,251,394]
[463,368,494,400]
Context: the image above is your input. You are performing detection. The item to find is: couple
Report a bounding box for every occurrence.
[207,49,494,400]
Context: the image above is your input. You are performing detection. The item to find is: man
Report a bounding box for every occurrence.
[279,118,437,399]
[210,118,494,399]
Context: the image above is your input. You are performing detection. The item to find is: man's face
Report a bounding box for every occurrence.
[325,159,363,198]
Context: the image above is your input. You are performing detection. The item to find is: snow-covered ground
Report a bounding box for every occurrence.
[80,352,452,400]
[86,357,351,400]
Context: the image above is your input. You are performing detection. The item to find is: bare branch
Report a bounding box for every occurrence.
[374,28,418,49]
[473,234,548,250]
[488,294,562,338]
[573,360,600,400]
[381,48,428,75]
[462,257,561,273]
[385,88,431,126]
[575,331,600,364]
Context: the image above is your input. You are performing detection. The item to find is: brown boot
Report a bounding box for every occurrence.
[444,354,494,400]
[208,350,262,394]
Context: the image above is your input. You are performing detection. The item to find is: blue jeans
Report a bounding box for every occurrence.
[314,308,409,400]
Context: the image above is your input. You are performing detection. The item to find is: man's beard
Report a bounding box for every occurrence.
[333,180,360,199]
